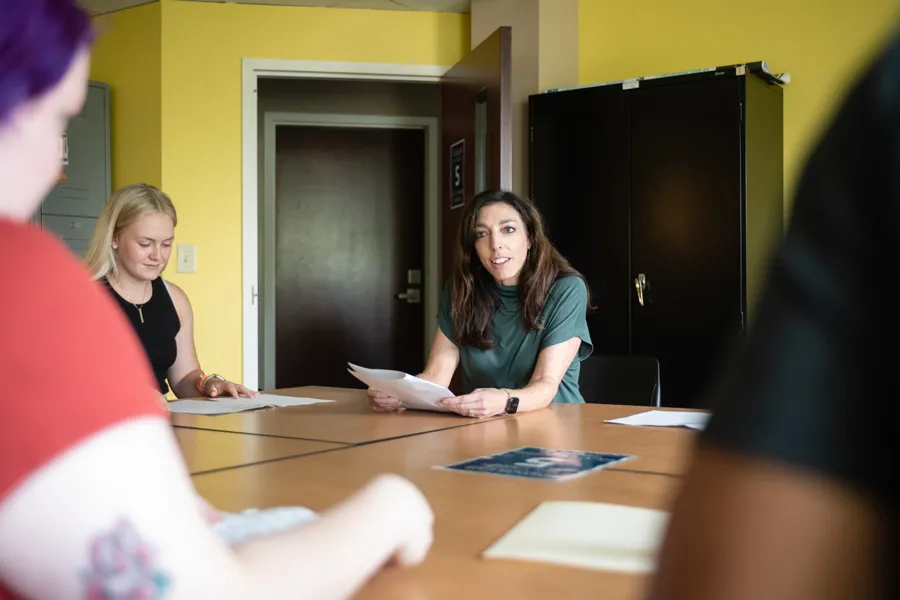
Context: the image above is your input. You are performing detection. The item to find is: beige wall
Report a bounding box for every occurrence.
[471,0,537,197]
[538,0,578,92]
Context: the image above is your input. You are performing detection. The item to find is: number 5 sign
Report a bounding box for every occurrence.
[449,139,465,209]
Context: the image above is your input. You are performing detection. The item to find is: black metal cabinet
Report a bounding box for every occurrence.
[530,67,783,409]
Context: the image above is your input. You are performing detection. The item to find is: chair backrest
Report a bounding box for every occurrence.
[578,355,661,406]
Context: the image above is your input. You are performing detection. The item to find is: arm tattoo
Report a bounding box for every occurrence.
[83,519,171,599]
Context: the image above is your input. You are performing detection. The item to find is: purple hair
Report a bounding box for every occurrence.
[0,0,93,124]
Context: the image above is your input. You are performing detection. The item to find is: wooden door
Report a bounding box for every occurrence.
[441,26,512,281]
[274,126,426,388]
[628,77,744,409]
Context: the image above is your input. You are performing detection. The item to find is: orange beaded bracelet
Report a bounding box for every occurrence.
[196,373,225,396]
[196,373,210,395]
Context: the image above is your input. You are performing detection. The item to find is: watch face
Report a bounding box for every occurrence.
[507,397,519,414]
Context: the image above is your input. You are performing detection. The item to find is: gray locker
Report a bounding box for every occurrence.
[41,81,111,258]
[41,214,99,258]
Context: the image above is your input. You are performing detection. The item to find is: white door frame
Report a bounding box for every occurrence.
[260,112,440,391]
[242,58,449,390]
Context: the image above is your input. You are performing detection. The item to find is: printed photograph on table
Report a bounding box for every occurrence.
[437,447,633,482]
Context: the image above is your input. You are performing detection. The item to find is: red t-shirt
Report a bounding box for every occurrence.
[0,219,164,599]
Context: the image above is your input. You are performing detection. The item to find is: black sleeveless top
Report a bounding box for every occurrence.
[102,277,181,394]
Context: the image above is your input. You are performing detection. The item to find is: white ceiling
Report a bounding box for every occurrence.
[80,0,469,15]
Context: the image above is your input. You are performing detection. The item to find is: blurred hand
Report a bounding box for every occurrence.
[438,387,508,418]
[198,495,221,525]
[367,388,405,413]
[365,474,433,567]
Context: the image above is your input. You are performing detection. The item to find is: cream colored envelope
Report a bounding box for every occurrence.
[483,501,670,574]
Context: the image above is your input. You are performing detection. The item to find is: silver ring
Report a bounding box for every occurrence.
[468,410,475,417]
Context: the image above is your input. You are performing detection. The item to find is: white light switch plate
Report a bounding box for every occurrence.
[177,244,196,273]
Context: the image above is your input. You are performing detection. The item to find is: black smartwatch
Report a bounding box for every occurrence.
[503,389,519,414]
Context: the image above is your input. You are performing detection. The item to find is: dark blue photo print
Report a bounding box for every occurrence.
[438,446,633,482]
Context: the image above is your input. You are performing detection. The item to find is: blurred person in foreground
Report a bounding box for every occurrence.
[646,30,900,600]
[0,1,432,598]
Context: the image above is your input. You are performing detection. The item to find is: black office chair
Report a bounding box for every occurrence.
[578,354,661,406]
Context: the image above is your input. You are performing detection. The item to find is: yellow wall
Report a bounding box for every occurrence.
[95,0,890,384]
[578,0,899,215]
[89,3,162,189]
[156,1,469,385]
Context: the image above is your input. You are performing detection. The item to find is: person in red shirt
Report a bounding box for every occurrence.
[0,2,433,599]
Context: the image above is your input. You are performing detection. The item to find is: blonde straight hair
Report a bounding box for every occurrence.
[84,183,178,279]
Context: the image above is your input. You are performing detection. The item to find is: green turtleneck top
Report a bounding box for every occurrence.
[437,276,593,403]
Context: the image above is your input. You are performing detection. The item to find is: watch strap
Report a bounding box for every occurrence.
[502,389,519,414]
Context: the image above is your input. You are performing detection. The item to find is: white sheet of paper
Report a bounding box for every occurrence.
[168,395,333,415]
[347,362,455,412]
[604,409,711,431]
[251,394,334,407]
[168,399,266,415]
[483,501,670,574]
[215,506,317,544]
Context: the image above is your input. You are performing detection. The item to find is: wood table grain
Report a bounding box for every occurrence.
[192,403,700,599]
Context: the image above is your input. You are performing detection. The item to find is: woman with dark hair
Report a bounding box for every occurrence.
[0,1,432,598]
[369,190,593,418]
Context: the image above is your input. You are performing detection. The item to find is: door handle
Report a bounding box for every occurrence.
[634,273,647,307]
[395,288,421,304]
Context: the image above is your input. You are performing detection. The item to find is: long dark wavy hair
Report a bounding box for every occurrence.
[451,190,591,349]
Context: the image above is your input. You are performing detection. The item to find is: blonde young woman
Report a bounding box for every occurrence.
[84,184,257,401]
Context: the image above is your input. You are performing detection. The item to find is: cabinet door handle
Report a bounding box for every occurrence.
[634,273,647,306]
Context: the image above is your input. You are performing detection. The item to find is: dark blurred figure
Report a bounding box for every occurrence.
[646,29,900,600]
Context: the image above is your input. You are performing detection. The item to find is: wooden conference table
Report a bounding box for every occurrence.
[172,386,703,599]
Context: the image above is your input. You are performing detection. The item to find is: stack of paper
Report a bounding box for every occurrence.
[347,363,455,412]
[604,409,710,431]
[483,501,670,573]
[168,394,334,415]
